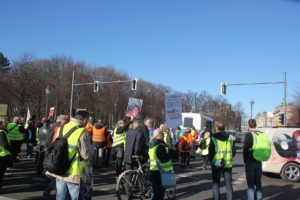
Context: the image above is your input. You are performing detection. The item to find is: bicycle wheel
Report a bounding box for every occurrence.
[116,170,134,200]
[131,172,145,199]
[116,170,145,200]
[165,187,176,200]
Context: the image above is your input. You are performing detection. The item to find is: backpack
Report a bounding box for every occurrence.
[43,125,82,175]
[199,138,207,149]
[182,140,189,150]
[251,131,271,161]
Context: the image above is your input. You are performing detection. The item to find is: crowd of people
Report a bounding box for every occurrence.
[0,111,268,200]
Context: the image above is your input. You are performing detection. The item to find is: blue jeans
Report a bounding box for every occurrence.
[245,161,263,200]
[211,166,233,200]
[56,179,80,200]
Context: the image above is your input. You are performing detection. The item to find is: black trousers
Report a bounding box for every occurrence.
[150,171,165,200]
[180,152,188,165]
[0,155,11,188]
[114,147,124,175]
[10,140,23,162]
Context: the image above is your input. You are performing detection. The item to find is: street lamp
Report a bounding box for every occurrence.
[250,100,254,119]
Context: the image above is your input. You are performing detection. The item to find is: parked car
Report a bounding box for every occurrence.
[228,131,242,143]
[259,127,300,182]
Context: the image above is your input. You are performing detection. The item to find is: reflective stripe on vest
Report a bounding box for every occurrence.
[55,121,84,176]
[149,143,173,172]
[112,128,126,147]
[92,127,105,142]
[7,123,23,141]
[0,130,11,157]
[163,132,168,143]
[211,135,233,168]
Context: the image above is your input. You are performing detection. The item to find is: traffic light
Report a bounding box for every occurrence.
[220,82,227,95]
[94,81,99,92]
[131,79,137,91]
[279,113,284,125]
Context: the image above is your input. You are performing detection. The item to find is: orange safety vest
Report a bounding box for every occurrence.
[92,127,105,143]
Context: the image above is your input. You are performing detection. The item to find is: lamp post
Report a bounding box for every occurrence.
[250,100,254,119]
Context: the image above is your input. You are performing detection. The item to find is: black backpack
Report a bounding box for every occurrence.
[43,125,82,175]
[199,138,207,149]
[182,140,189,150]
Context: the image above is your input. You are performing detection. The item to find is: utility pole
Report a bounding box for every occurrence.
[70,70,75,117]
[250,100,254,119]
[45,86,50,117]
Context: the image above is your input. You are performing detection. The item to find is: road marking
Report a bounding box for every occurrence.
[233,172,246,191]
[98,188,110,191]
[0,196,17,200]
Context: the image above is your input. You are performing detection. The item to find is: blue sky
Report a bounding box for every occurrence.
[1,0,300,118]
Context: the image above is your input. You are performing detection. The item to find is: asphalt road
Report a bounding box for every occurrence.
[1,143,300,200]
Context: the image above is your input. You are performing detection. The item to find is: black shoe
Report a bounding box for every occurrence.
[43,190,50,197]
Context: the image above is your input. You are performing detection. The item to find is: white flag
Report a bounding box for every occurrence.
[25,107,31,129]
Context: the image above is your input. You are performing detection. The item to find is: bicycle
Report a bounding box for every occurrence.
[116,155,176,200]
[116,155,152,200]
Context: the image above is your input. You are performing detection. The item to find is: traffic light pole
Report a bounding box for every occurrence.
[69,70,137,116]
[221,72,287,126]
[284,72,287,127]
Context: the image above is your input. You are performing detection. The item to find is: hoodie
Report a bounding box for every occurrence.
[208,131,236,163]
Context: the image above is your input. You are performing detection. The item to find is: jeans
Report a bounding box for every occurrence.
[191,140,196,157]
[92,146,104,168]
[27,143,33,157]
[245,161,263,200]
[211,166,233,200]
[56,179,80,200]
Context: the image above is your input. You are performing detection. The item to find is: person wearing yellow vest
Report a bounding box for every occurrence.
[209,121,235,200]
[190,126,199,158]
[7,117,24,163]
[0,117,12,189]
[201,131,211,170]
[45,111,92,200]
[112,117,132,175]
[149,128,174,200]
[92,120,107,168]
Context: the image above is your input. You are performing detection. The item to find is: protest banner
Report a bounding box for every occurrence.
[165,93,182,128]
[126,97,143,118]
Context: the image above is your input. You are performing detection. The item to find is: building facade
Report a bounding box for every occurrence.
[256,104,300,128]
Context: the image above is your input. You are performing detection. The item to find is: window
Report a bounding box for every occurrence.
[183,117,193,128]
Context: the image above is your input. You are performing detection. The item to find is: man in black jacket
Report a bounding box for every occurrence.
[243,119,263,200]
[140,117,153,160]
[124,120,145,170]
[209,122,236,200]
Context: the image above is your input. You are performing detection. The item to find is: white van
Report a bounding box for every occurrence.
[180,112,214,133]
[258,127,300,182]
